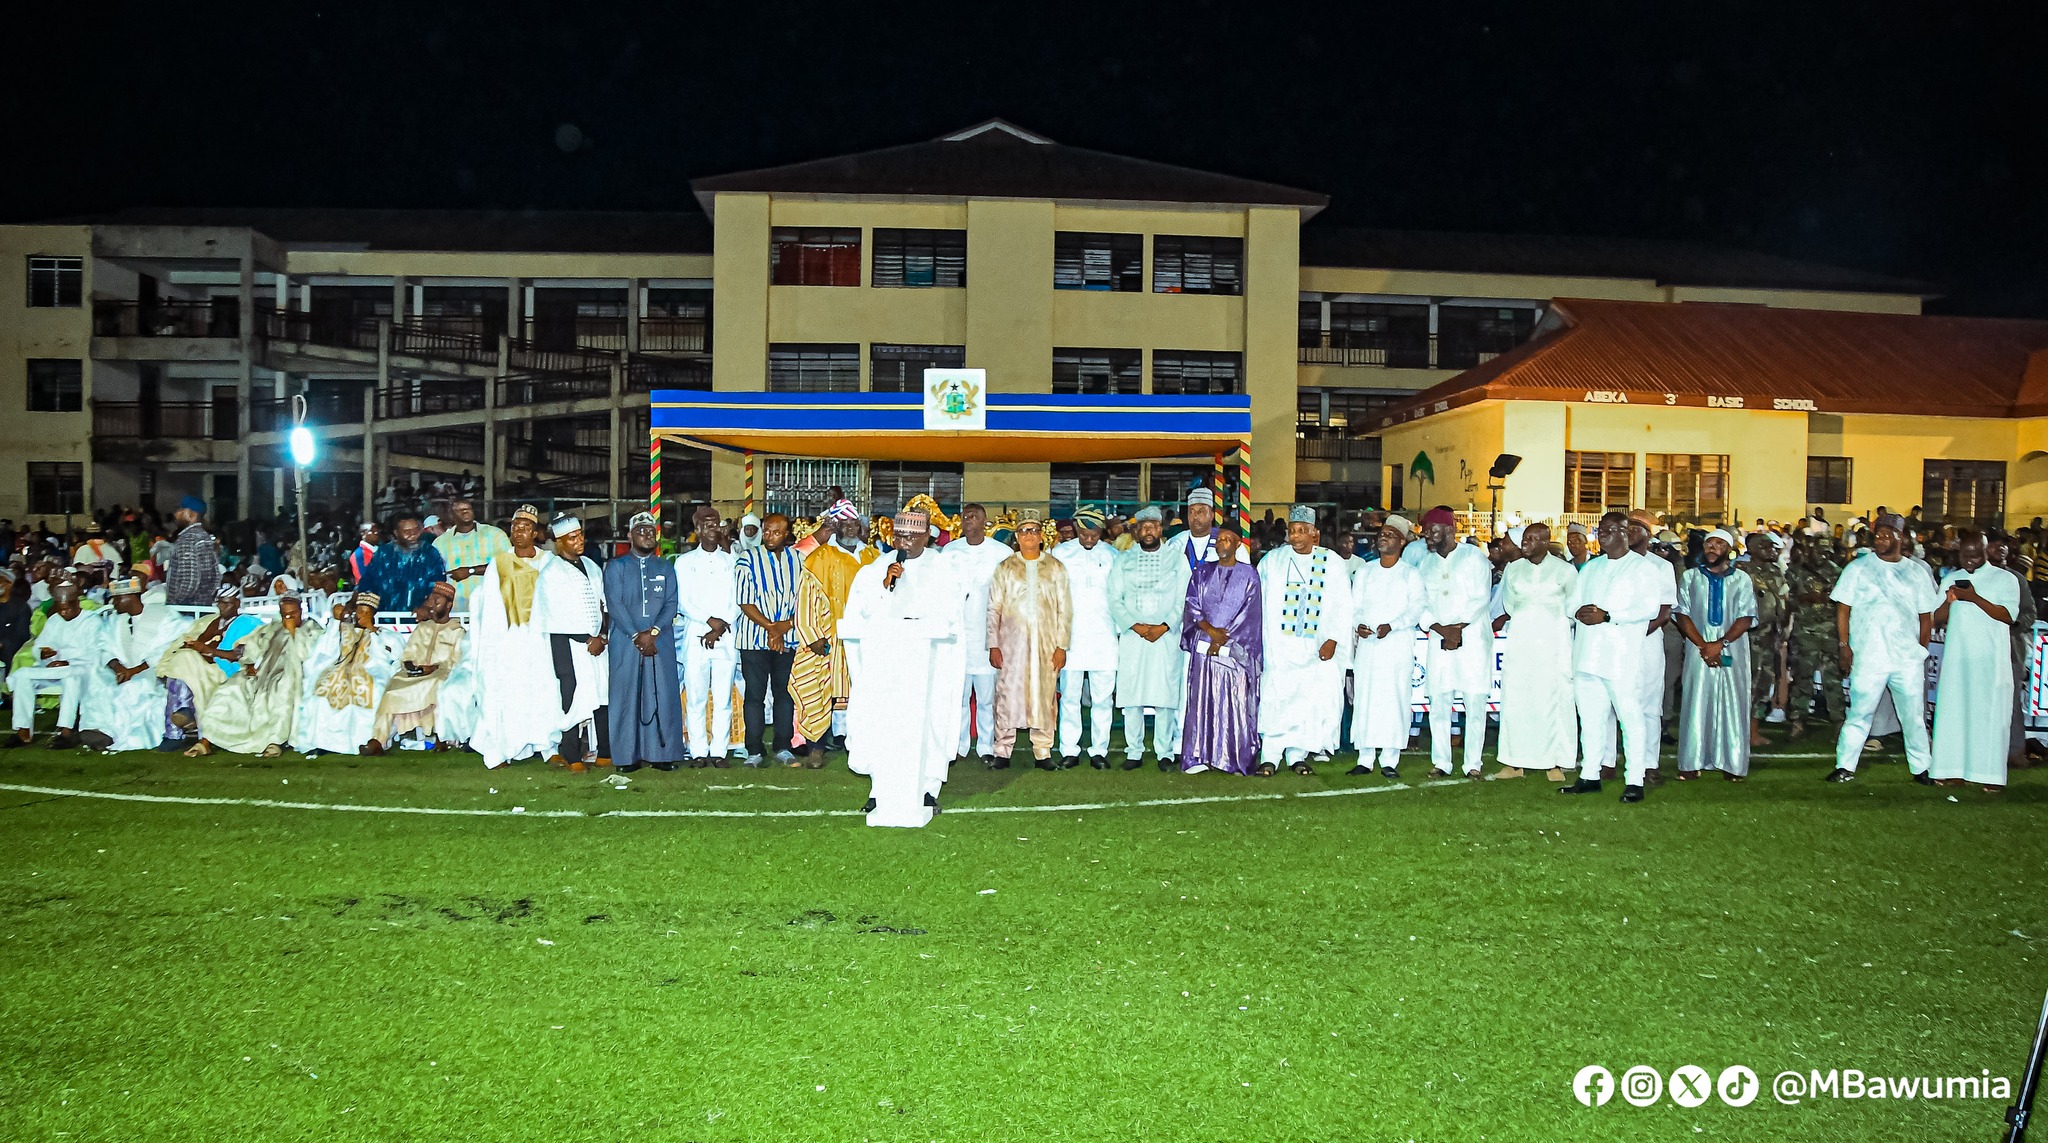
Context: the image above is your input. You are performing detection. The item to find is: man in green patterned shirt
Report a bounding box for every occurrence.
[432,498,511,612]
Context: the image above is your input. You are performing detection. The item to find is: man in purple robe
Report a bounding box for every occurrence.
[1180,525,1263,774]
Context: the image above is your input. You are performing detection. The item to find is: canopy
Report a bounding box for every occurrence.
[650,391,1250,463]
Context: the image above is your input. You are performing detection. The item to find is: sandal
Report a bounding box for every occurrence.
[182,741,212,758]
[1290,762,1315,776]
[1254,763,1277,777]
[260,744,282,758]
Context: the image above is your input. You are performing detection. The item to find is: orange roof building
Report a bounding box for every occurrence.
[1376,299,2048,529]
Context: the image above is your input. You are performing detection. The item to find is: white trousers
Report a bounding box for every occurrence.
[9,665,83,732]
[680,645,739,757]
[1838,663,1931,774]
[1427,691,1488,775]
[1120,706,1180,759]
[1058,668,1116,757]
[1359,746,1402,771]
[959,671,997,757]
[1574,672,1653,786]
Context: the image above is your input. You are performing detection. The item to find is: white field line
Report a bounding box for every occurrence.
[0,777,1469,820]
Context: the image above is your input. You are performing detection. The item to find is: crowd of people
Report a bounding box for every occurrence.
[0,487,2034,827]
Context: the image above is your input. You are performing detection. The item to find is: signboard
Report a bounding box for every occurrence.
[922,368,986,431]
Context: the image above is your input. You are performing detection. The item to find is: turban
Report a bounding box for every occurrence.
[1382,514,1413,537]
[1628,509,1659,530]
[351,591,382,610]
[549,515,584,538]
[271,574,302,593]
[1186,488,1216,508]
[108,577,144,597]
[1505,525,1526,547]
[629,511,659,530]
[1421,507,1457,528]
[1132,506,1164,523]
[823,499,861,522]
[428,581,457,603]
[1874,512,1906,534]
[1288,504,1317,525]
[179,495,206,515]
[1073,507,1106,531]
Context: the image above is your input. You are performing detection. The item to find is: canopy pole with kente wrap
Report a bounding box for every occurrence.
[1213,452,1225,500]
[648,432,662,522]
[743,448,755,516]
[1236,441,1252,534]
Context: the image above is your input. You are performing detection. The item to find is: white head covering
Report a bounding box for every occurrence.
[1186,488,1216,508]
[549,515,584,538]
[1706,528,1740,549]
[738,513,762,549]
[1381,514,1412,537]
[1505,525,1526,548]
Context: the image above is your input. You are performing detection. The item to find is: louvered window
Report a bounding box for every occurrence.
[1152,236,1242,295]
[872,229,966,288]
[770,228,861,287]
[1052,348,1141,394]
[1053,233,1142,292]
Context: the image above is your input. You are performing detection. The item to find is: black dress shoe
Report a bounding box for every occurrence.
[1060,755,1080,770]
[1620,785,1645,803]
[650,761,679,772]
[1034,757,1058,772]
[1120,757,1143,771]
[1157,757,1175,772]
[990,757,1010,770]
[1090,757,1110,770]
[1345,764,1369,776]
[1379,766,1399,780]
[924,792,940,815]
[861,797,877,813]
[1558,778,1603,795]
[1911,771,1936,786]
[1823,768,1856,783]
[1,735,28,750]
[614,761,644,774]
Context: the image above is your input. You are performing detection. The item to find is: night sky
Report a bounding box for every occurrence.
[9,2,2045,314]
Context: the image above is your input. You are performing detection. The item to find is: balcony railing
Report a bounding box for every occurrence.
[92,400,214,438]
[638,315,708,354]
[93,299,240,338]
[380,380,486,419]
[385,431,485,467]
[1296,433,1381,463]
[498,367,612,407]
[627,356,712,392]
[1297,332,1521,370]
[250,394,366,433]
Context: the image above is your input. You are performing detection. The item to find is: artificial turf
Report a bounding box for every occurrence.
[0,729,2042,1141]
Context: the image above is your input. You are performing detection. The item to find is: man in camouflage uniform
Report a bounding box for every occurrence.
[1743,531,1790,745]
[1785,535,1844,737]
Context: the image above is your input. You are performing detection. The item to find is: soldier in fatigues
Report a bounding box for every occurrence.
[1744,532,1790,746]
[1785,535,1844,737]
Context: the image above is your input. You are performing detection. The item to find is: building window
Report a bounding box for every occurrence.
[1300,299,1432,367]
[1151,351,1244,395]
[1806,456,1853,505]
[1565,451,1635,516]
[1645,453,1731,521]
[770,228,861,287]
[27,256,82,308]
[1052,348,1141,395]
[767,343,860,392]
[1151,464,1240,510]
[871,229,966,288]
[1295,387,1397,465]
[643,288,711,354]
[1438,305,1538,369]
[869,462,964,513]
[1049,463,1140,510]
[27,462,84,515]
[1924,460,2006,528]
[870,344,965,393]
[1053,232,1143,292]
[27,359,83,412]
[1151,236,1243,295]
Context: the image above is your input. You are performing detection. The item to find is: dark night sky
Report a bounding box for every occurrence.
[9,1,2046,314]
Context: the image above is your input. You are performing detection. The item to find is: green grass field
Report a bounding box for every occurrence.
[2,729,2042,1141]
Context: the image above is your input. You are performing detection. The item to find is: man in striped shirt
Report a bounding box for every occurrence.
[735,513,803,766]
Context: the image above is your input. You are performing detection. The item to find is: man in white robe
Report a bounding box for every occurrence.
[295,592,402,755]
[1931,531,2020,790]
[1493,521,1578,780]
[539,515,610,766]
[1825,513,1942,783]
[78,578,185,752]
[1675,529,1758,780]
[675,504,740,766]
[469,506,560,769]
[1628,510,1681,767]
[4,582,92,748]
[944,503,1013,765]
[1056,508,1119,768]
[841,507,968,827]
[1560,512,1668,802]
[1347,517,1423,777]
[1416,507,1494,778]
[1257,505,1355,774]
[1106,506,1191,770]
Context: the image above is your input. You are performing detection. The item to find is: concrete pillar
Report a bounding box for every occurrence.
[365,319,387,516]
[236,251,256,519]
[1243,207,1302,508]
[626,279,643,355]
[485,329,504,511]
[608,361,625,528]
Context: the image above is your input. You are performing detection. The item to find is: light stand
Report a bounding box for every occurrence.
[289,394,317,578]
